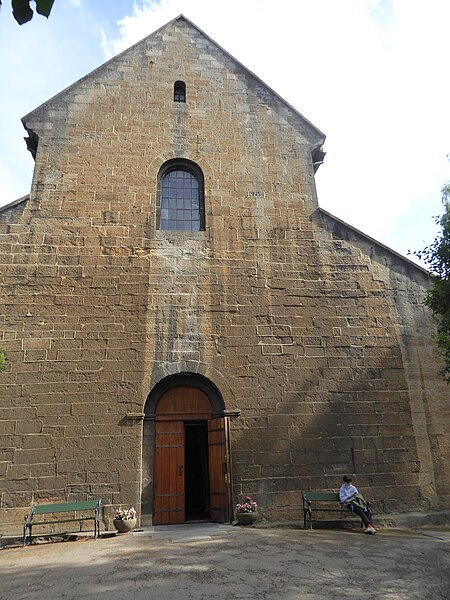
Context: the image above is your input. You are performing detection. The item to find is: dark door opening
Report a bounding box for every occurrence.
[184,421,210,521]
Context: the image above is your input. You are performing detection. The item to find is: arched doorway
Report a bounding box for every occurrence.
[144,374,232,525]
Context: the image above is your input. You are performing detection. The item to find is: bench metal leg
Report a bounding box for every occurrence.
[23,516,28,547]
[303,509,313,529]
[95,506,100,539]
[304,503,313,529]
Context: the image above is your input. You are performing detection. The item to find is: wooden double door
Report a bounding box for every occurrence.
[153,386,231,525]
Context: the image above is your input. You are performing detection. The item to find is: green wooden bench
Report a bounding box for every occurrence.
[23,500,102,546]
[302,491,372,529]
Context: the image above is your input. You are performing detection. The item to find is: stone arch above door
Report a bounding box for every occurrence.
[144,372,226,420]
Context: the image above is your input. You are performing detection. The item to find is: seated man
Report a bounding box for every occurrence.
[339,475,376,534]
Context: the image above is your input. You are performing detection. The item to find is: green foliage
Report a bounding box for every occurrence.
[0,349,5,373]
[411,182,450,382]
[0,1,55,25]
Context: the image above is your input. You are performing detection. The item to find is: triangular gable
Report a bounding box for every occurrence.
[317,207,430,280]
[22,15,325,150]
[0,195,29,215]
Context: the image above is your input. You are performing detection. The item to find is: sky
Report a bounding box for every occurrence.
[1,0,449,265]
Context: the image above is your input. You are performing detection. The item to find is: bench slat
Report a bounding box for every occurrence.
[302,492,340,502]
[32,501,100,515]
[31,517,95,526]
[309,508,347,512]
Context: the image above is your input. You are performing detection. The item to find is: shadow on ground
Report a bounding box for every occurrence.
[0,526,449,600]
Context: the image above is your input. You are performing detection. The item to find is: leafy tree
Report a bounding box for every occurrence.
[411,181,450,382]
[0,0,54,25]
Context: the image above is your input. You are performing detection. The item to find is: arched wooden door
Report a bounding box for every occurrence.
[153,386,231,525]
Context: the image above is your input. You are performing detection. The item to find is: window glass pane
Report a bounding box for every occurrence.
[174,81,186,103]
[159,168,201,231]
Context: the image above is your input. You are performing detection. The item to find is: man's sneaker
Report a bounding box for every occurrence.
[365,525,376,534]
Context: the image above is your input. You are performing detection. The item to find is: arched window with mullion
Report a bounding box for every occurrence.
[157,160,205,231]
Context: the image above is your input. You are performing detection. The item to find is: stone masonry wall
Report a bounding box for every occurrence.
[314,211,450,511]
[0,17,448,532]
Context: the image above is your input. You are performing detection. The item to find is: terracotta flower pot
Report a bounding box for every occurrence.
[113,518,137,533]
[236,511,257,525]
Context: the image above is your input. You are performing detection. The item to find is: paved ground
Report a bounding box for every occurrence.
[1,523,449,599]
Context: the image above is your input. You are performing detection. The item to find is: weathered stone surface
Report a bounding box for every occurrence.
[0,16,448,533]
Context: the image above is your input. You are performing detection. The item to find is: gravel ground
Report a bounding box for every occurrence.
[1,525,449,599]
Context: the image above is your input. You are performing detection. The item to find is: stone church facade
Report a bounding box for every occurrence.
[0,16,448,532]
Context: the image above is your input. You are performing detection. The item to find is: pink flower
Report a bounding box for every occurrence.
[235,496,257,513]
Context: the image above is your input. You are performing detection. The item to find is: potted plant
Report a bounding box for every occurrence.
[235,496,258,525]
[113,506,137,533]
